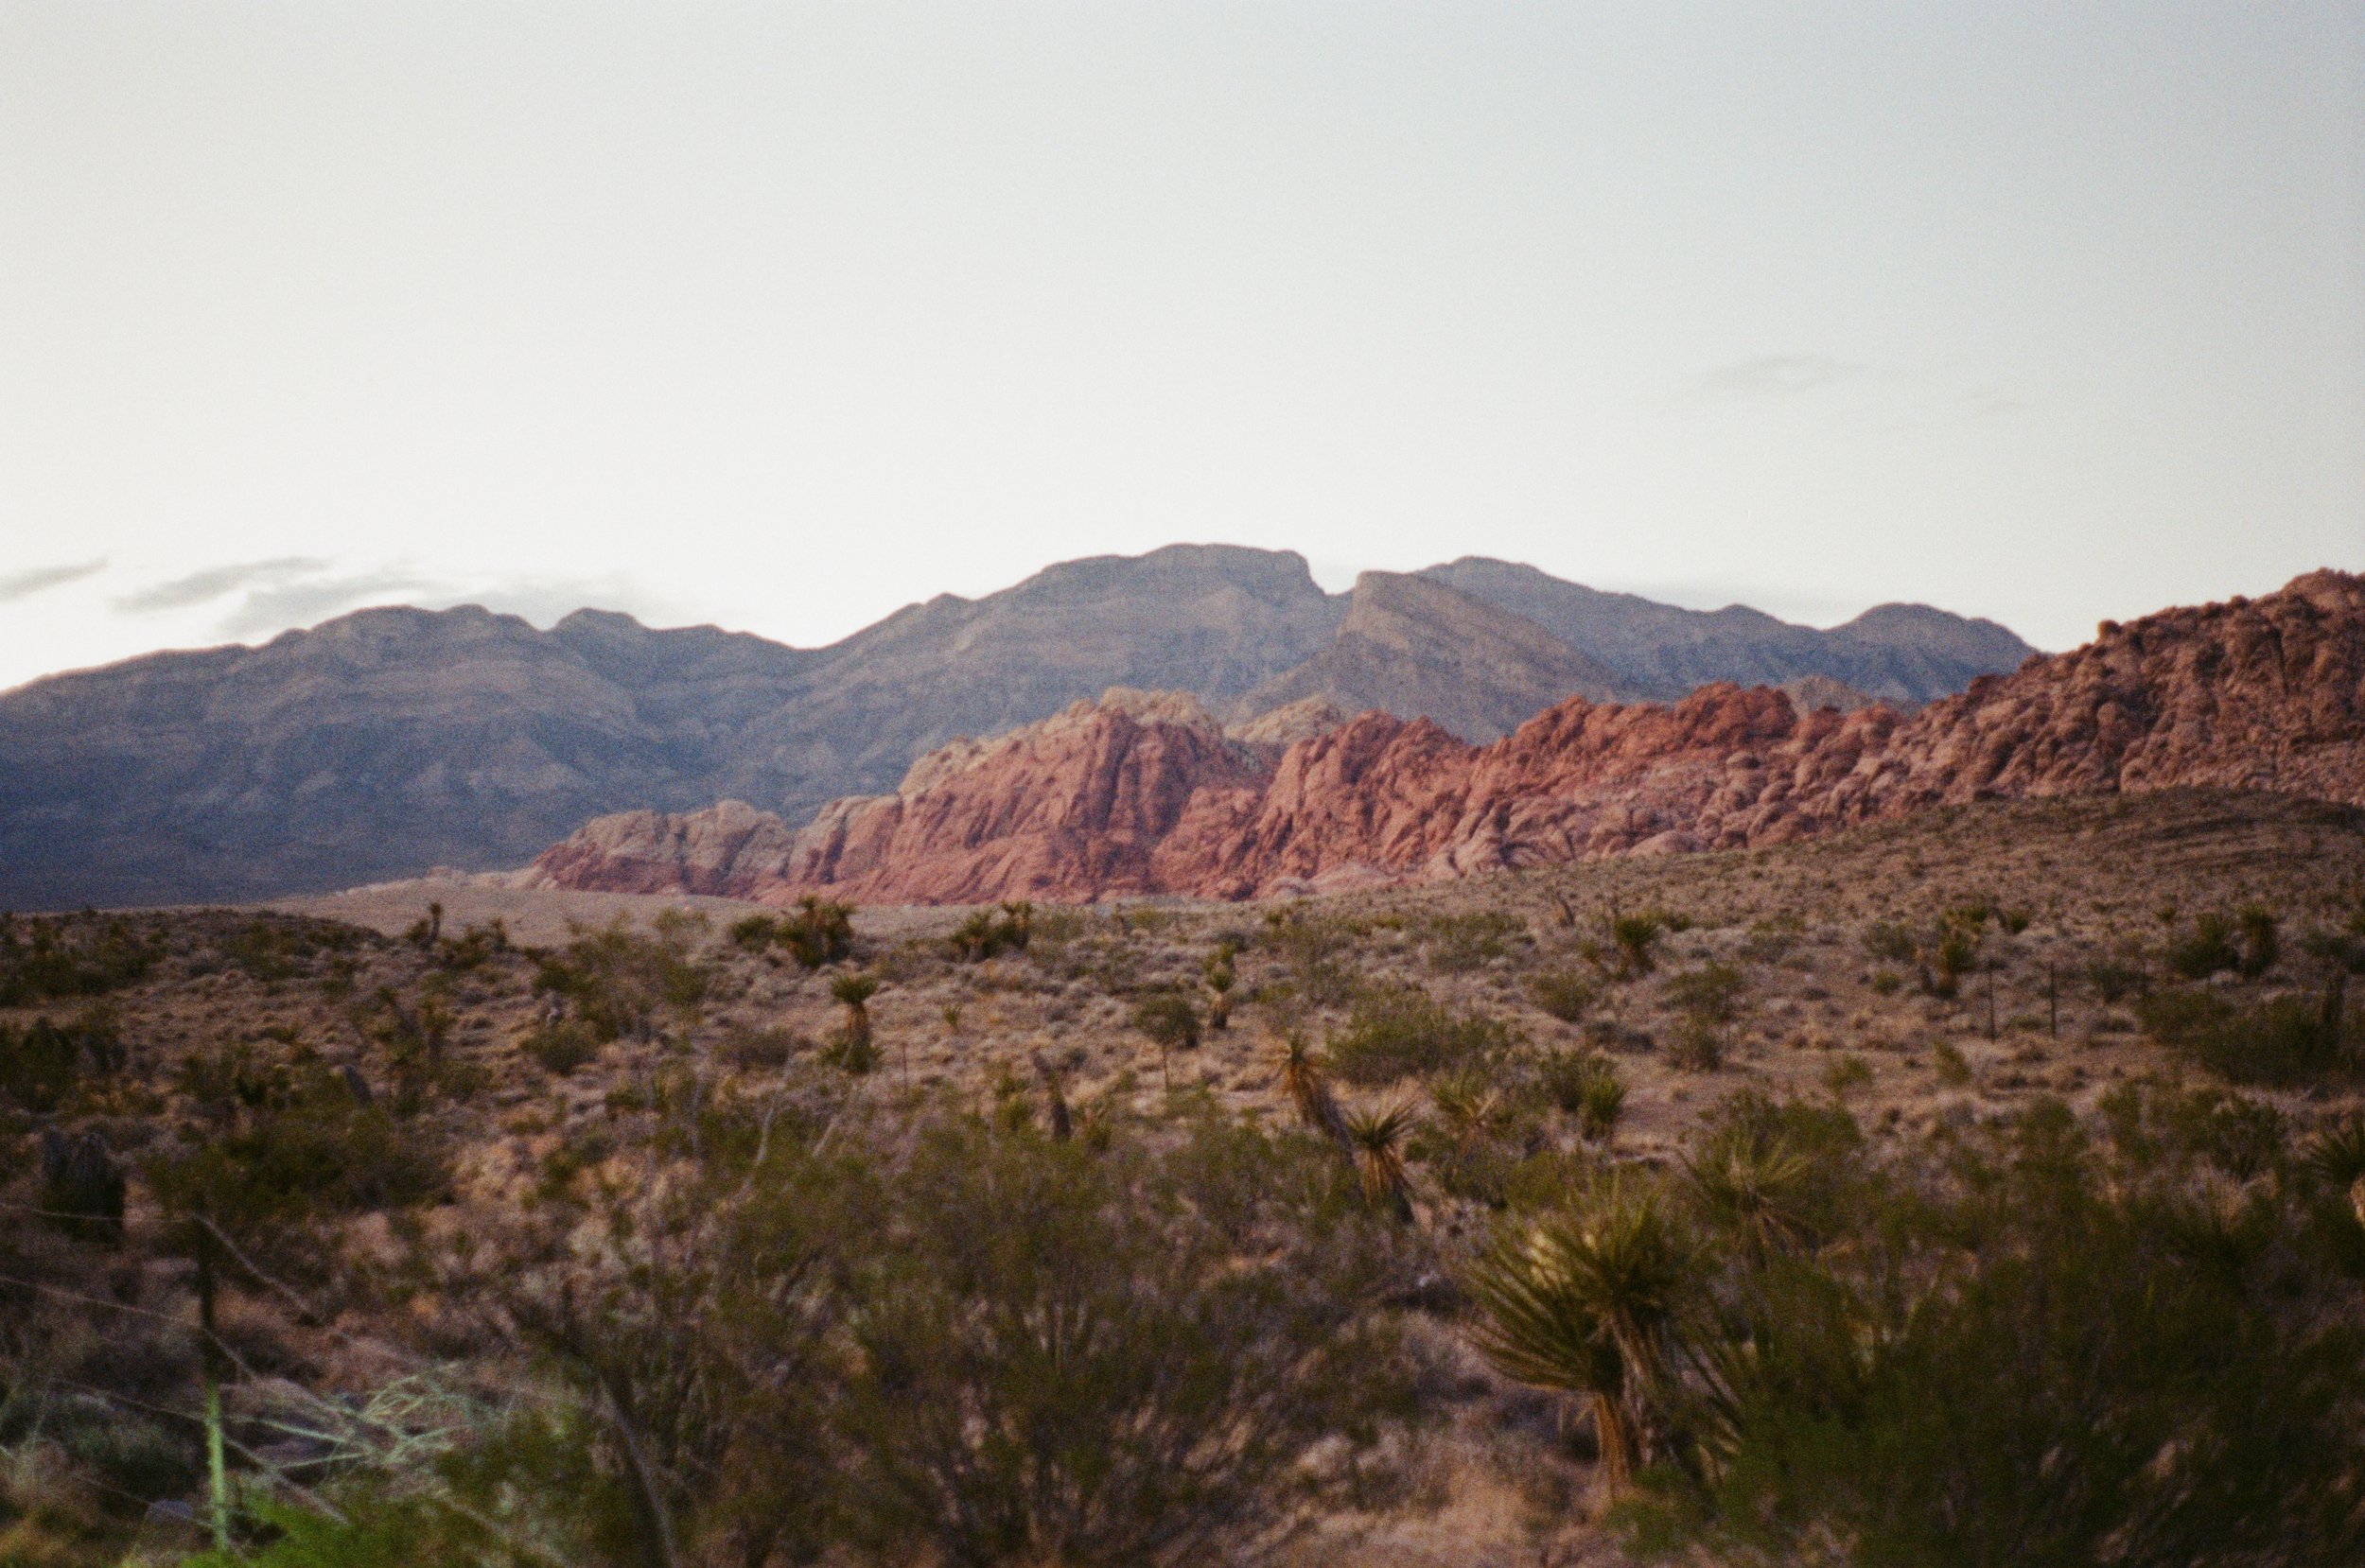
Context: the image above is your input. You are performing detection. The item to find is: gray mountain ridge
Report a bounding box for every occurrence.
[0,543,2035,906]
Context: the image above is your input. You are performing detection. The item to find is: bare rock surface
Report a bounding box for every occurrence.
[526,570,2365,904]
[0,545,2033,907]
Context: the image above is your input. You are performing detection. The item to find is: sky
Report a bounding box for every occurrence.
[2,2,2359,690]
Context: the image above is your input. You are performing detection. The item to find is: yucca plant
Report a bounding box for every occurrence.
[1463,1181,1694,1491]
[1429,1068,1508,1148]
[830,971,880,1049]
[1204,952,1237,1032]
[1278,1032,1347,1143]
[1680,1125,1815,1260]
[1576,1071,1627,1143]
[1608,913,1664,978]
[1343,1100,1419,1223]
[2304,1118,2365,1191]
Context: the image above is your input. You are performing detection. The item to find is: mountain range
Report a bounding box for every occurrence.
[523,568,2365,905]
[0,544,2036,907]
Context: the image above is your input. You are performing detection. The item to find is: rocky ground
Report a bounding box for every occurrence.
[5,786,2363,1564]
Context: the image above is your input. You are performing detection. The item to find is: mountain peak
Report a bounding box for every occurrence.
[528,564,2365,906]
[0,542,2054,905]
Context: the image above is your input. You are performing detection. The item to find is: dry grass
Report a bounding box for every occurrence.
[6,785,2363,1565]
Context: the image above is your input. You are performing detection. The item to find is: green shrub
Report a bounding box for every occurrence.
[1638,1124,2365,1565]
[1535,1050,1629,1140]
[1667,1016,1724,1071]
[730,914,781,950]
[1862,921,1918,965]
[522,1020,601,1076]
[2166,912,2241,980]
[1928,925,1979,998]
[2235,906,2279,978]
[1931,1039,1973,1087]
[149,1070,448,1229]
[1329,988,1515,1085]
[722,1025,806,1071]
[1821,1054,1873,1097]
[1130,993,1201,1053]
[827,1119,1418,1565]
[2085,957,2147,1003]
[2101,1080,2286,1178]
[2303,1117,2365,1190]
[2138,987,2351,1087]
[1530,970,1596,1023]
[1419,910,1521,972]
[947,901,1033,963]
[819,1029,879,1076]
[1665,962,1746,1025]
[534,916,712,1041]
[780,897,856,967]
[0,915,157,1005]
[0,1018,81,1111]
[1608,912,1666,976]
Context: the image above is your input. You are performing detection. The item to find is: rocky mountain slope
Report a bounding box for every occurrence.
[0,544,2032,907]
[524,570,2364,904]
[1233,572,1633,741]
[1422,556,2036,701]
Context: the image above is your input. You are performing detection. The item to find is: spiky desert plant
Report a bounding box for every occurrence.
[1343,1100,1419,1223]
[1680,1125,1815,1259]
[1607,913,1664,978]
[1278,1032,1347,1143]
[1463,1181,1693,1492]
[1204,952,1237,1033]
[1576,1070,1627,1143]
[1030,1050,1073,1141]
[2304,1118,2365,1191]
[830,971,880,1048]
[2236,906,2280,979]
[1429,1068,1508,1149]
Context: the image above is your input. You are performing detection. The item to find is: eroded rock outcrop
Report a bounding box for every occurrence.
[526,570,2365,904]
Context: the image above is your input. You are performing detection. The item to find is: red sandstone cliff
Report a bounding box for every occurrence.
[522,570,2365,904]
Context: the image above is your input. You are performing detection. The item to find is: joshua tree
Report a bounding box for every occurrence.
[1030,1050,1073,1141]
[831,971,880,1049]
[1204,950,1237,1032]
[1131,994,1200,1091]
[1278,1031,1348,1144]
[1343,1101,1418,1223]
[1463,1182,1694,1493]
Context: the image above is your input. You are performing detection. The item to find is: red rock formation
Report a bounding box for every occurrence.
[517,688,1270,903]
[524,570,2365,904]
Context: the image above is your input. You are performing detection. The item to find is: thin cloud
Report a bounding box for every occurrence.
[0,559,106,603]
[114,556,330,614]
[217,568,444,636]
[1684,354,1868,402]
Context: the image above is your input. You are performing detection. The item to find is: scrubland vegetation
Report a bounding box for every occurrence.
[5,789,2365,1564]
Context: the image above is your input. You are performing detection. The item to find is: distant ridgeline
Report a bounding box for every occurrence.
[519,569,2365,906]
[0,546,2038,907]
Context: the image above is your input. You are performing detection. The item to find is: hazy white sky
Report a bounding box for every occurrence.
[3,2,2359,689]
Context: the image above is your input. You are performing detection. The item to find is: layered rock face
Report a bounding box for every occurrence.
[517,690,1273,904]
[528,570,2364,906]
[4,542,2037,906]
